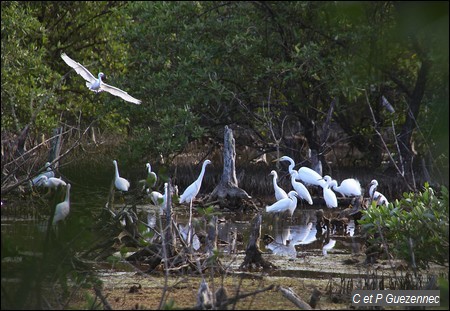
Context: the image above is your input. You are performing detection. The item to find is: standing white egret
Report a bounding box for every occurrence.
[61,53,141,105]
[146,163,157,188]
[31,162,55,186]
[269,170,288,201]
[53,184,71,225]
[290,172,313,205]
[278,156,298,178]
[369,179,389,206]
[320,176,338,208]
[113,160,130,192]
[179,159,212,247]
[41,176,67,189]
[329,178,361,197]
[266,190,299,217]
[297,166,326,187]
[179,159,212,204]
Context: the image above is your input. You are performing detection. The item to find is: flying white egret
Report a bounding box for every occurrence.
[290,172,313,205]
[31,162,55,186]
[179,159,212,248]
[297,166,326,187]
[266,190,299,217]
[145,162,158,188]
[320,176,338,208]
[113,160,130,192]
[269,170,288,201]
[61,53,141,105]
[53,184,71,225]
[41,176,67,189]
[329,178,362,197]
[369,179,389,206]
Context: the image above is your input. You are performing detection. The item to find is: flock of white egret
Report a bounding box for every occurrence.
[31,153,390,236]
[265,155,389,216]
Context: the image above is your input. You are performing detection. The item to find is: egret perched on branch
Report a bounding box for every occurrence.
[266,190,299,217]
[320,176,338,208]
[53,184,71,225]
[289,172,313,205]
[41,176,67,189]
[31,162,55,187]
[369,179,389,206]
[329,178,362,197]
[179,159,212,247]
[269,170,288,201]
[61,53,141,105]
[113,160,130,192]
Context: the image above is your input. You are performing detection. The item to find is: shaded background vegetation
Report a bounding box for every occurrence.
[2,1,448,191]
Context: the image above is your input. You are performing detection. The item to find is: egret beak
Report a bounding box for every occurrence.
[272,158,280,162]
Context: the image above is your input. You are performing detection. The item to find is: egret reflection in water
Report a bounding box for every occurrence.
[264,222,318,258]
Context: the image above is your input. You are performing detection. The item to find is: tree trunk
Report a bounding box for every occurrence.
[239,213,276,271]
[398,60,430,184]
[210,125,251,204]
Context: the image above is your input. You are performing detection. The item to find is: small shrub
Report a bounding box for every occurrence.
[360,183,449,269]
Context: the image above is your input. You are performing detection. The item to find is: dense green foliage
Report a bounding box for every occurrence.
[360,183,449,269]
[1,1,448,182]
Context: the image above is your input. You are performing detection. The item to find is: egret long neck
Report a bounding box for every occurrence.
[287,158,295,174]
[196,162,208,185]
[114,162,120,179]
[369,184,376,197]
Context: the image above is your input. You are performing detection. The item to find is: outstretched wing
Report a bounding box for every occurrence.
[61,53,97,83]
[100,82,142,105]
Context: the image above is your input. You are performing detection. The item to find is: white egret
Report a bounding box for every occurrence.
[41,176,67,189]
[329,178,362,197]
[297,166,326,187]
[278,156,298,178]
[53,184,71,225]
[113,160,130,192]
[61,53,141,105]
[179,159,212,248]
[289,172,313,205]
[369,179,389,206]
[31,162,55,186]
[149,189,163,205]
[320,176,338,208]
[269,170,288,201]
[148,182,168,214]
[145,162,157,188]
[179,159,212,204]
[266,190,299,217]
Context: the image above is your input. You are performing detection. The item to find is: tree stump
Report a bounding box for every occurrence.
[239,213,276,271]
[210,125,251,209]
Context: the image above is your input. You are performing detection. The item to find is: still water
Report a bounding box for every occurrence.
[1,158,353,266]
